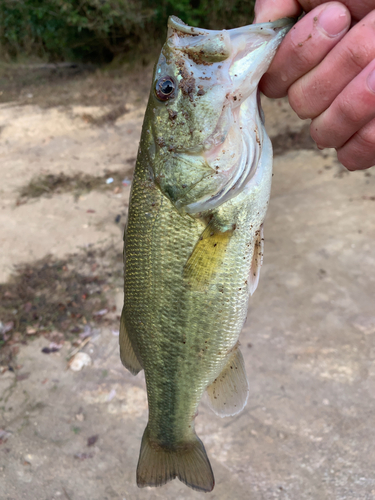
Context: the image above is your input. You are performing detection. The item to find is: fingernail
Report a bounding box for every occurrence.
[367,68,375,93]
[318,4,350,37]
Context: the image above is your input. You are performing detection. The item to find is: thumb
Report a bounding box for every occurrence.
[254,0,302,23]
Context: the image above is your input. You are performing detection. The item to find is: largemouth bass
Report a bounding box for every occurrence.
[120,15,293,493]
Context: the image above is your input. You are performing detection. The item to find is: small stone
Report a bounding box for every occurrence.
[69,352,92,372]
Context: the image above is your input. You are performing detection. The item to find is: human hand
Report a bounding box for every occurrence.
[255,1,375,170]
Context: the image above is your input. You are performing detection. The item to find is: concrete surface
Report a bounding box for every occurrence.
[1,76,375,500]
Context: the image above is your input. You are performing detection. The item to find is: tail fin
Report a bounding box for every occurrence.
[137,426,214,493]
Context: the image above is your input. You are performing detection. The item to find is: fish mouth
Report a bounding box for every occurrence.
[168,16,295,156]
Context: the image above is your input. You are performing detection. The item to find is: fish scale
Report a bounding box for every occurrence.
[120,15,294,492]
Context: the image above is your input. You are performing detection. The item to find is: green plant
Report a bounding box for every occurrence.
[0,0,255,62]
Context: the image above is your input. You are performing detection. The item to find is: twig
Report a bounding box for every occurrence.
[67,337,90,364]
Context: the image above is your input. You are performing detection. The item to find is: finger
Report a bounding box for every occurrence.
[311,60,375,149]
[260,2,350,99]
[297,0,375,22]
[254,0,301,23]
[289,10,375,119]
[337,118,375,171]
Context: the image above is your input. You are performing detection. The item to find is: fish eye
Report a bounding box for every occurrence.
[155,76,176,101]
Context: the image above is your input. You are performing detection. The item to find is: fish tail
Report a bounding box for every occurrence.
[137,425,214,493]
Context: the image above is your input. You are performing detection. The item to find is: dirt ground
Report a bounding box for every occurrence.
[1,63,375,500]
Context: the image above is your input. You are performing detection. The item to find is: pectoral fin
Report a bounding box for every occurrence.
[183,222,233,290]
[206,344,249,417]
[249,224,264,296]
[119,307,143,375]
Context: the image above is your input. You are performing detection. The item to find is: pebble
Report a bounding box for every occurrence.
[69,352,92,371]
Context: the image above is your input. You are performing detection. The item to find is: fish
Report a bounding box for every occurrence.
[120,15,294,493]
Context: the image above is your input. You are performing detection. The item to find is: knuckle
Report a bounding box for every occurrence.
[345,45,367,73]
[344,17,375,71]
[290,45,315,71]
[336,95,363,126]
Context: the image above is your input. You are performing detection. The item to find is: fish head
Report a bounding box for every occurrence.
[147,16,294,212]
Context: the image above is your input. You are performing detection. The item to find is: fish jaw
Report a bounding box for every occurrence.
[227,18,295,105]
[167,16,294,111]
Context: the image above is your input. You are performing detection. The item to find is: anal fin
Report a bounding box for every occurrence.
[206,344,249,417]
[183,222,233,290]
[249,223,264,296]
[119,307,143,375]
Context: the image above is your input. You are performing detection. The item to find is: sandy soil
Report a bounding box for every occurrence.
[1,64,375,500]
